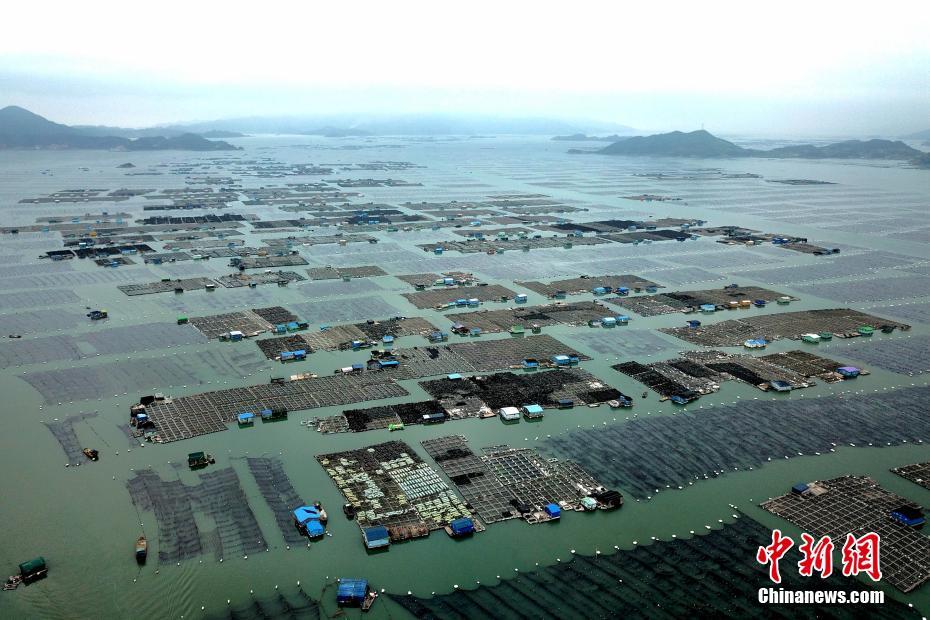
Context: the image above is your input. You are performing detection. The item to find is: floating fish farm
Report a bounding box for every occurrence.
[420,369,624,417]
[829,334,930,375]
[141,373,409,442]
[316,440,472,538]
[516,274,661,297]
[445,301,612,334]
[306,264,386,280]
[607,285,795,317]
[422,435,614,525]
[892,462,930,491]
[662,308,909,346]
[762,475,930,593]
[402,284,519,309]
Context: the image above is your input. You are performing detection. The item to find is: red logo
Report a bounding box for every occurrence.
[758,530,881,583]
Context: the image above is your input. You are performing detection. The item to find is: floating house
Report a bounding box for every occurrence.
[362,526,390,549]
[422,412,445,424]
[237,412,255,427]
[743,338,768,349]
[890,506,925,528]
[515,294,528,304]
[382,335,395,345]
[769,380,793,392]
[557,398,574,409]
[522,404,545,419]
[544,503,562,519]
[801,333,821,344]
[293,506,325,538]
[601,316,617,328]
[858,326,874,337]
[18,557,48,583]
[499,406,521,421]
[337,578,370,606]
[686,320,701,328]
[447,517,476,537]
[837,366,861,378]
[522,358,539,370]
[377,359,399,369]
[699,304,716,313]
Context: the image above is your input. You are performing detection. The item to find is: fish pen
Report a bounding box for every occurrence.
[141,373,409,442]
[662,308,909,347]
[190,311,274,339]
[892,462,930,491]
[118,277,218,296]
[215,271,306,288]
[250,306,299,324]
[541,385,930,499]
[44,411,98,465]
[255,335,312,360]
[329,400,446,433]
[236,255,309,269]
[445,301,611,334]
[516,274,661,297]
[306,265,386,280]
[416,236,610,254]
[246,457,306,545]
[761,475,930,593]
[607,285,794,317]
[387,516,914,619]
[402,284,518,309]
[422,435,518,524]
[316,440,472,536]
[420,369,624,416]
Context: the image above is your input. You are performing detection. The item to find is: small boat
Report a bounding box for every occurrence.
[343,503,357,520]
[641,391,648,399]
[362,591,378,612]
[82,448,99,461]
[135,536,148,564]
[607,400,621,409]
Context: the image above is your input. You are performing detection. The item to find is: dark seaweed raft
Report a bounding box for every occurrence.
[388,516,917,620]
[246,457,305,545]
[44,411,98,465]
[542,385,930,499]
[127,467,267,564]
[203,584,321,620]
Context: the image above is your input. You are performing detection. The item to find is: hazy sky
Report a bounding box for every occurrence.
[2,0,928,136]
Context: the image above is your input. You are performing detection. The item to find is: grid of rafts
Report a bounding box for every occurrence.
[761,475,930,593]
[190,310,274,339]
[402,284,518,309]
[662,309,909,346]
[306,265,386,280]
[892,462,930,491]
[420,369,624,417]
[606,286,794,317]
[316,440,472,537]
[142,373,409,442]
[422,436,608,524]
[126,467,266,564]
[446,301,612,333]
[516,274,660,297]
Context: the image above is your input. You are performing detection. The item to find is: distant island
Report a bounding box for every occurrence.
[0,106,241,150]
[303,126,373,138]
[552,133,632,142]
[586,129,928,164]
